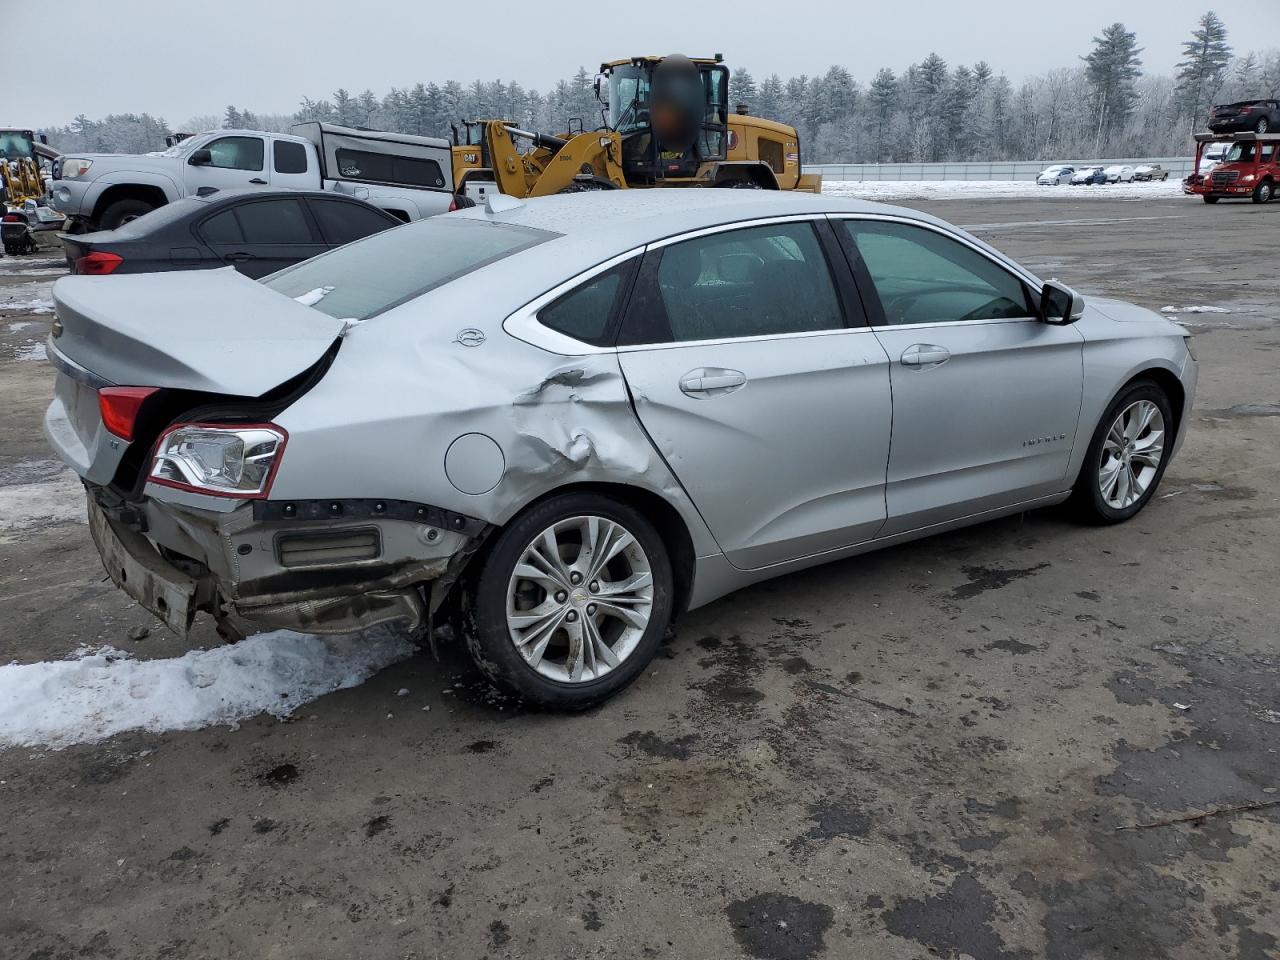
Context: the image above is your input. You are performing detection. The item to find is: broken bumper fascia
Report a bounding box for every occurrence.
[86,489,481,637]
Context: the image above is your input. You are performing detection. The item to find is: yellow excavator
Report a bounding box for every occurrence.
[452,55,821,200]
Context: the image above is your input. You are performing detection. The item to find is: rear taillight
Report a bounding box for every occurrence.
[98,387,159,441]
[2,214,21,223]
[448,197,458,212]
[74,252,123,275]
[149,423,287,499]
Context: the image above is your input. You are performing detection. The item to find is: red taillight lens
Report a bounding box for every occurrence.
[2,214,21,223]
[74,252,123,275]
[448,197,458,212]
[98,387,158,441]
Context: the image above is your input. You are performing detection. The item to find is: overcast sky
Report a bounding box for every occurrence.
[13,0,1280,127]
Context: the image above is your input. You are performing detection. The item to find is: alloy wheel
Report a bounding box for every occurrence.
[505,515,654,683]
[1098,400,1165,509]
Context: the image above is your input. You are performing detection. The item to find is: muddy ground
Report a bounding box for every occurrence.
[1,194,1278,960]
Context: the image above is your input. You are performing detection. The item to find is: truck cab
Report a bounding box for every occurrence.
[1185,132,1280,204]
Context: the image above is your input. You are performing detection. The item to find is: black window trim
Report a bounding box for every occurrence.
[615,215,861,349]
[827,213,1043,331]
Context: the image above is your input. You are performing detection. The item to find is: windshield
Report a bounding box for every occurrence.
[609,65,651,134]
[263,217,557,321]
[1224,143,1265,163]
[0,131,34,161]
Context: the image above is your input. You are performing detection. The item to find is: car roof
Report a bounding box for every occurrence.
[189,188,363,205]
[459,189,927,254]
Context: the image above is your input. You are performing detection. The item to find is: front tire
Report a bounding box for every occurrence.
[1072,381,1173,525]
[99,198,157,230]
[1252,180,1273,204]
[1256,117,1270,134]
[1203,195,1220,204]
[465,492,674,710]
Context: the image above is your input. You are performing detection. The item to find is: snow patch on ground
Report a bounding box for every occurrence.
[7,321,35,332]
[0,467,87,534]
[0,629,418,750]
[823,180,1184,201]
[14,340,47,361]
[0,279,55,315]
[1160,305,1230,314]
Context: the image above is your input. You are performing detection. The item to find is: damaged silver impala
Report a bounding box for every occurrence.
[44,190,1197,708]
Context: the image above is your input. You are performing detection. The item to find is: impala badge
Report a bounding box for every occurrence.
[455,328,485,347]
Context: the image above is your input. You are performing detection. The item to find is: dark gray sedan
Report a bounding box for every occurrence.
[61,189,402,279]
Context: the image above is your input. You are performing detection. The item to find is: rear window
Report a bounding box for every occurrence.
[335,148,446,189]
[262,216,556,321]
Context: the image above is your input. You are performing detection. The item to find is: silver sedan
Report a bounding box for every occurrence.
[44,191,1198,708]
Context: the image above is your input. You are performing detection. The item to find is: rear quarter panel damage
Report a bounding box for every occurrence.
[266,281,723,562]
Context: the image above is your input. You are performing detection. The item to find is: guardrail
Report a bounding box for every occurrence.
[806,158,1195,181]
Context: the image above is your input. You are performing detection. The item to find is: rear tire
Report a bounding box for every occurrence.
[1071,380,1173,525]
[1256,117,1270,134]
[717,179,764,189]
[465,492,674,710]
[99,198,156,231]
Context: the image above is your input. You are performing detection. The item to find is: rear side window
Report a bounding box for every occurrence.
[538,261,637,346]
[199,209,243,244]
[273,140,309,175]
[619,221,843,344]
[309,199,395,246]
[335,148,446,189]
[263,217,556,321]
[233,199,316,244]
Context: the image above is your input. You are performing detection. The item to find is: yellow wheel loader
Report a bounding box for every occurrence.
[452,55,822,201]
[1,128,64,255]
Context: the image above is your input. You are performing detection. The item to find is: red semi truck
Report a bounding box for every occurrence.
[1184,131,1280,204]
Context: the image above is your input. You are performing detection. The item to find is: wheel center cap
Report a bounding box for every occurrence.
[571,590,588,606]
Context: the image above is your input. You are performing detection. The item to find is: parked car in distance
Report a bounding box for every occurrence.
[1104,164,1136,183]
[1207,99,1280,134]
[51,123,456,232]
[1199,141,1229,173]
[60,189,401,279]
[44,191,1198,709]
[1036,165,1075,185]
[1071,166,1108,185]
[1133,164,1169,181]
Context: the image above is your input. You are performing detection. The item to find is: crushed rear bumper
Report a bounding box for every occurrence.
[85,490,481,638]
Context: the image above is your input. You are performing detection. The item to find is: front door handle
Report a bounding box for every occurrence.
[224,251,256,262]
[900,344,951,368]
[249,177,268,185]
[679,367,747,397]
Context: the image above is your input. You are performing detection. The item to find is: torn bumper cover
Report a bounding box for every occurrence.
[86,491,482,637]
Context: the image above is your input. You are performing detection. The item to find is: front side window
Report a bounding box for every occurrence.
[309,199,395,246]
[334,148,445,189]
[204,136,264,171]
[264,217,556,321]
[620,221,843,345]
[840,220,1033,326]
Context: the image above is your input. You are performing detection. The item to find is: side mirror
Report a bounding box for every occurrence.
[188,148,212,166]
[1040,280,1085,325]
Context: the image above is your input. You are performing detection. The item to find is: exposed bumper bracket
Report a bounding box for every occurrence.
[253,497,484,537]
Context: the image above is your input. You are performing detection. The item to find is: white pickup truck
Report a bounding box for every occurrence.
[50,123,457,231]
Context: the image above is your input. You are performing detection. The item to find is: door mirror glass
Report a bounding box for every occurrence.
[188,148,212,166]
[1040,281,1084,324]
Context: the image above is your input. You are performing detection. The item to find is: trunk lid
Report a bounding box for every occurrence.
[50,267,345,394]
[45,268,344,486]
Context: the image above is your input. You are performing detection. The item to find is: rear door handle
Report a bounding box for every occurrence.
[900,344,951,368]
[224,251,256,262]
[679,367,747,396]
[249,178,268,185]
